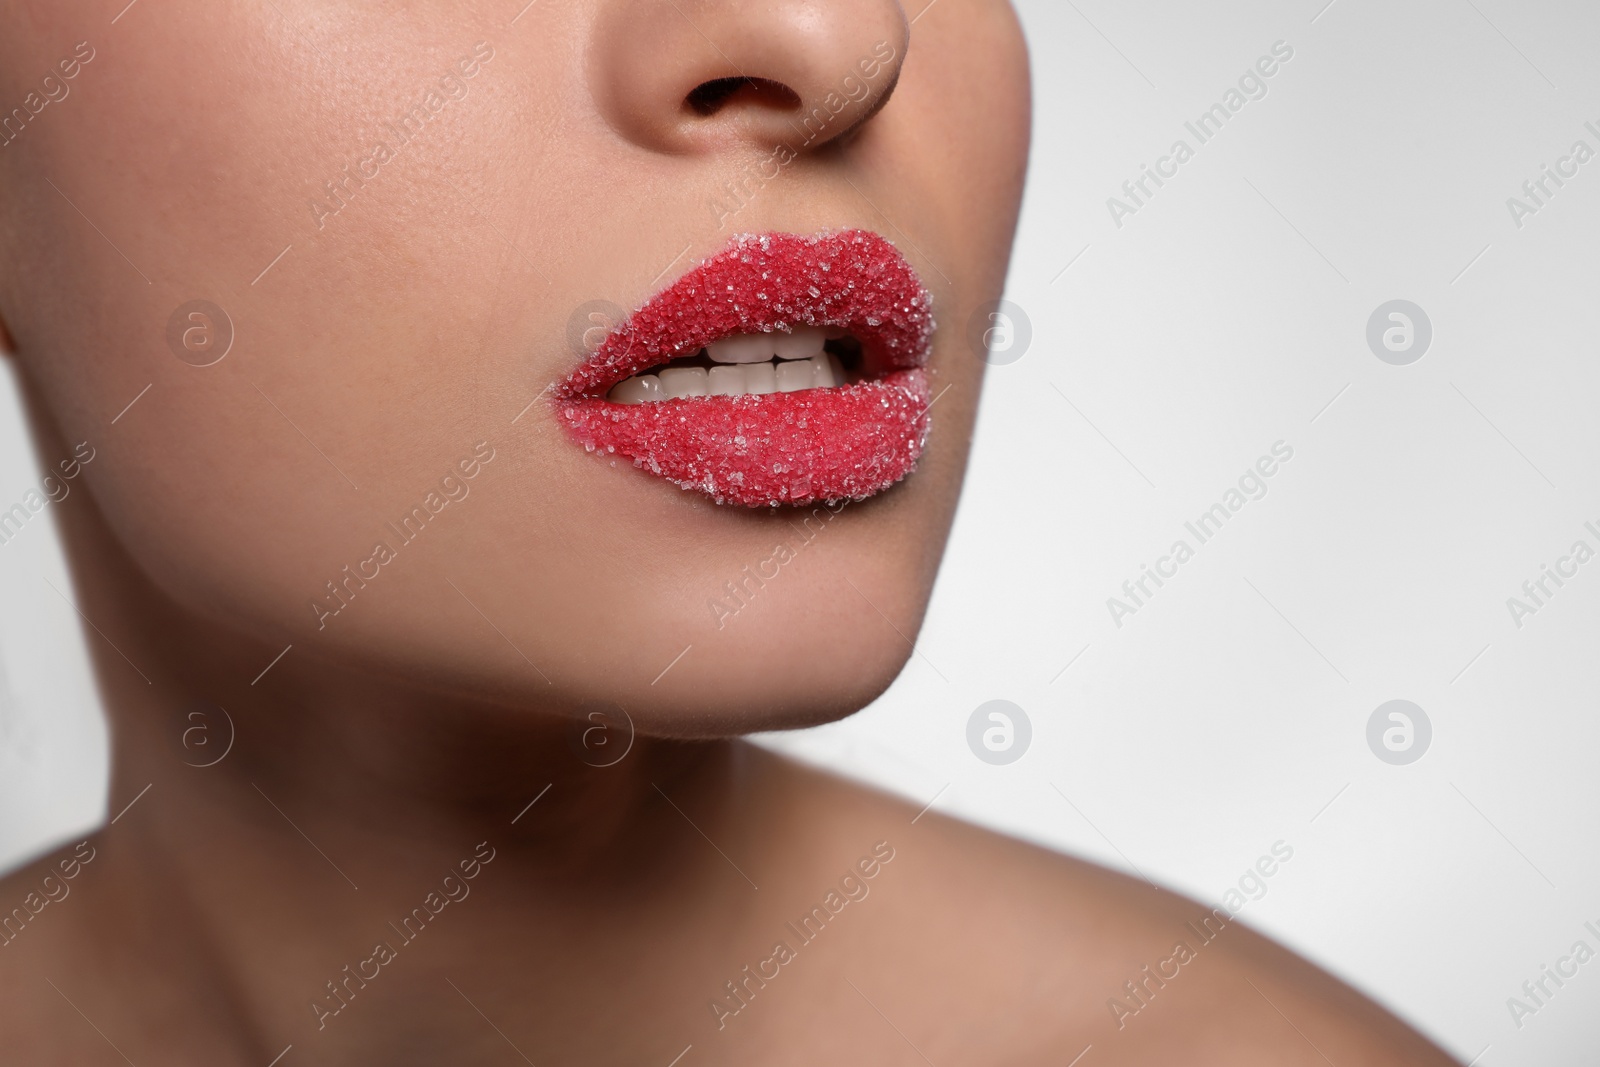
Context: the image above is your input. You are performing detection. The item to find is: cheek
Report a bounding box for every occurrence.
[2,7,543,609]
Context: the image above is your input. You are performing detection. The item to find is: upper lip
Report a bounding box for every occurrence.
[555,229,934,399]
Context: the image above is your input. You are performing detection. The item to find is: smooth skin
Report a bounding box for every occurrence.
[0,0,1460,1062]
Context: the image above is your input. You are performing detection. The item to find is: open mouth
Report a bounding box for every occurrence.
[553,230,934,508]
[605,326,860,403]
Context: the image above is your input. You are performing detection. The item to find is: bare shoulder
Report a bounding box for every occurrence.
[756,748,1462,1066]
[1,831,286,1064]
[0,834,104,965]
[0,835,121,1059]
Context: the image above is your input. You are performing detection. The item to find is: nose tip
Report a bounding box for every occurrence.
[589,0,909,155]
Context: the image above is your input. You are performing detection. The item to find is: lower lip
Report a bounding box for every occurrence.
[557,368,931,507]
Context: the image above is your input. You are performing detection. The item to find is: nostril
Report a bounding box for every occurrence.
[684,76,802,117]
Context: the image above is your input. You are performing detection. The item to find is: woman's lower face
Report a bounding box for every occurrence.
[0,0,1031,734]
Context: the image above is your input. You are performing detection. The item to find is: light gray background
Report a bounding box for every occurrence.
[4,1,1598,1063]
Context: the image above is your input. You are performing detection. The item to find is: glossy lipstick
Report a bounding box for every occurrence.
[554,230,934,507]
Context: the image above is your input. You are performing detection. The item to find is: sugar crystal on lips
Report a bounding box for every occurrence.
[554,230,935,508]
[560,373,932,506]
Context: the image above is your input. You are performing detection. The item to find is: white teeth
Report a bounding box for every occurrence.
[775,359,814,392]
[813,354,838,388]
[706,334,773,364]
[657,366,708,399]
[771,327,828,361]
[608,374,663,404]
[605,331,855,404]
[706,327,832,364]
[742,362,778,395]
[707,365,745,396]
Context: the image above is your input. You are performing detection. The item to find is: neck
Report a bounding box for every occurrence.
[33,409,758,1056]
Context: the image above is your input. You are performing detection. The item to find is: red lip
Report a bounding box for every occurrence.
[553,230,934,507]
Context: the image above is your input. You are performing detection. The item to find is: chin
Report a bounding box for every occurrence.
[546,552,935,739]
[625,617,919,739]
